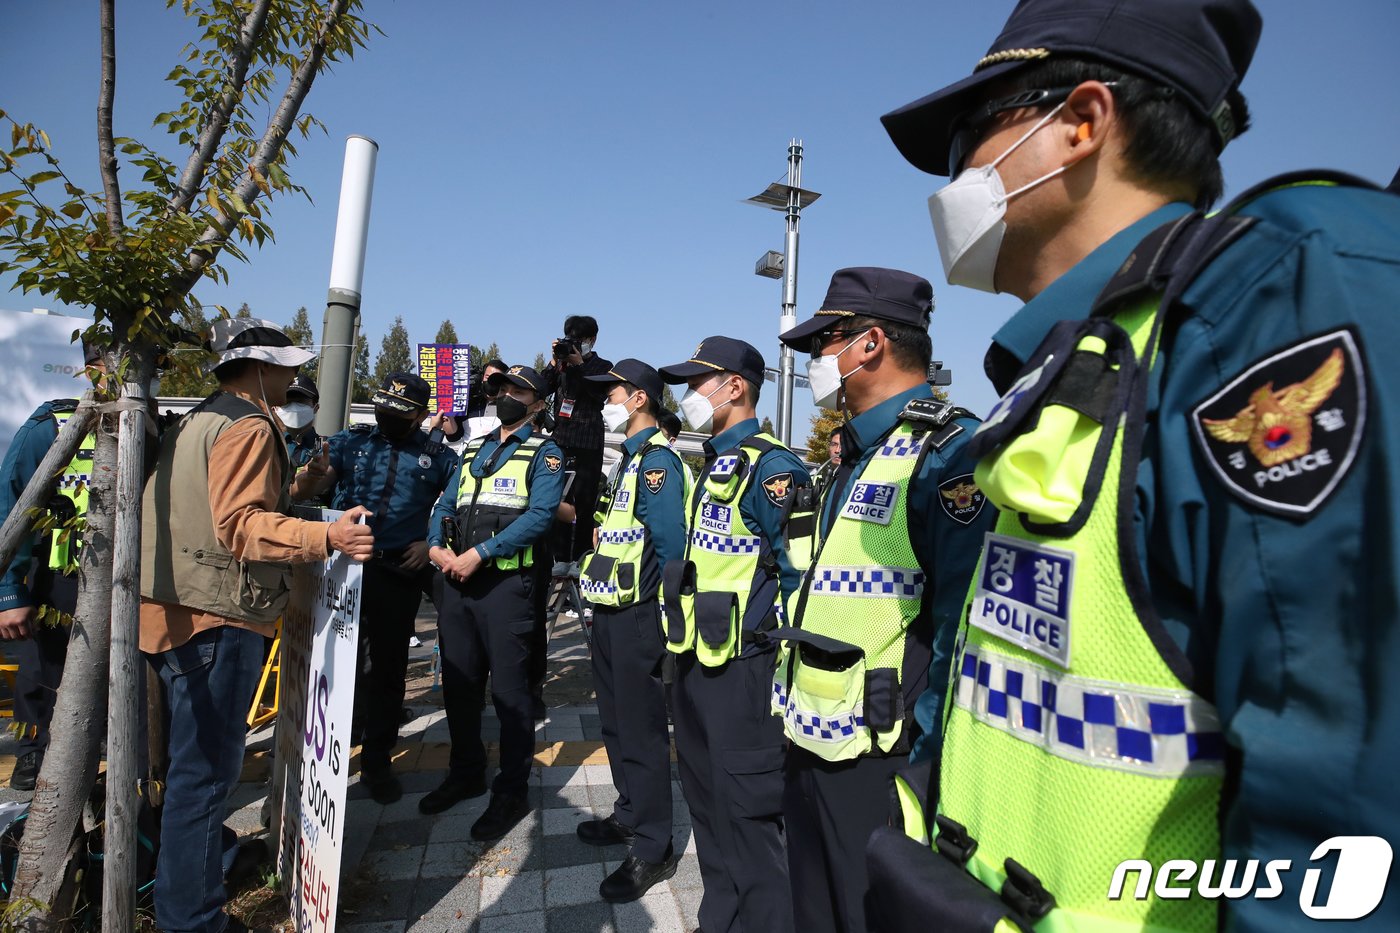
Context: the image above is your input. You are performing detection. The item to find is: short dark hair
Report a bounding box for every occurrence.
[849,317,932,373]
[563,315,599,341]
[214,357,258,383]
[658,409,682,440]
[619,381,662,418]
[484,357,507,373]
[999,57,1250,208]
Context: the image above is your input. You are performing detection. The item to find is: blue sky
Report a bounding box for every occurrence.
[3,1,1398,432]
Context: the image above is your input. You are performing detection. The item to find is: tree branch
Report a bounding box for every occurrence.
[97,0,123,237]
[173,0,352,293]
[168,0,274,216]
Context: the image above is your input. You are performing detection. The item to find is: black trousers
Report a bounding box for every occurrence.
[355,559,431,771]
[437,565,537,795]
[530,540,552,696]
[591,599,671,862]
[13,570,77,755]
[784,746,901,933]
[673,646,793,933]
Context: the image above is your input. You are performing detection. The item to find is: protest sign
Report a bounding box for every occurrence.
[271,508,363,933]
[417,342,473,415]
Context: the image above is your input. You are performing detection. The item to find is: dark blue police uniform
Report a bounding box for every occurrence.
[426,423,565,798]
[326,419,457,777]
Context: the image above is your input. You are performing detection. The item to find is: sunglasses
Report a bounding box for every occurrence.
[808,328,865,357]
[947,83,1118,175]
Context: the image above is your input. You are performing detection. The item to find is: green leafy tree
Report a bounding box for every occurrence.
[372,314,412,384]
[0,1,374,918]
[284,305,317,383]
[805,407,846,463]
[760,416,775,436]
[351,331,372,402]
[234,301,253,319]
[434,318,458,344]
[533,351,548,372]
[660,384,679,418]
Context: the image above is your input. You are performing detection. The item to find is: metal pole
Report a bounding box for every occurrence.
[776,139,803,446]
[316,135,378,435]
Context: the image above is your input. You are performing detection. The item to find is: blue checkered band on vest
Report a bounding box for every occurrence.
[709,454,740,478]
[954,649,1227,778]
[597,526,645,545]
[772,680,865,741]
[689,530,761,554]
[877,435,927,458]
[810,566,925,599]
[580,578,618,598]
[59,474,90,488]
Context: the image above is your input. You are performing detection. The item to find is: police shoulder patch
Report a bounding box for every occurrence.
[543,453,563,473]
[762,472,794,507]
[1191,328,1365,518]
[937,473,988,525]
[642,468,667,494]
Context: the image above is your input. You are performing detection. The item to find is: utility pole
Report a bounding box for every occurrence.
[747,140,819,446]
[317,135,378,434]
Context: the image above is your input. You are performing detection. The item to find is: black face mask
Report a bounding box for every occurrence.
[495,395,529,426]
[375,411,419,442]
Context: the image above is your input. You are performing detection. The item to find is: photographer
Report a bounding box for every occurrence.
[542,315,612,560]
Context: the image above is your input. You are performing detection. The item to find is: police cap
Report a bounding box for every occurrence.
[488,365,549,397]
[780,267,933,350]
[286,375,320,404]
[880,0,1262,176]
[371,371,430,413]
[585,358,665,403]
[659,336,766,390]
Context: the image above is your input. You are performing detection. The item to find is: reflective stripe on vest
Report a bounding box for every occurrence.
[776,420,928,760]
[582,433,692,607]
[932,298,1223,932]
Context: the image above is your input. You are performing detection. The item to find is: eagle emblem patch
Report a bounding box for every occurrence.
[643,468,667,494]
[762,472,793,507]
[1192,329,1365,518]
[543,454,562,473]
[938,473,988,525]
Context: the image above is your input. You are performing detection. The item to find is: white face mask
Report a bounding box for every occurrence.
[928,102,1069,293]
[601,392,638,432]
[806,330,871,409]
[276,402,316,430]
[679,378,732,434]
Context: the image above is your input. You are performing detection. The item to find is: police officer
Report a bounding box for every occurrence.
[0,344,101,790]
[872,1,1400,930]
[575,359,690,901]
[424,365,565,840]
[771,268,993,933]
[311,372,458,804]
[276,374,322,471]
[657,337,811,933]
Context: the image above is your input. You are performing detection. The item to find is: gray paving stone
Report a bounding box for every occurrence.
[463,836,542,876]
[425,797,492,843]
[547,898,616,933]
[380,792,430,823]
[421,839,475,879]
[340,878,416,922]
[583,765,613,785]
[671,854,703,890]
[373,818,432,849]
[359,844,426,882]
[542,831,608,869]
[398,770,447,794]
[674,885,703,933]
[613,889,684,933]
[480,910,546,933]
[542,765,588,787]
[480,869,545,916]
[408,872,481,931]
[546,783,594,810]
[543,860,607,907]
[543,805,593,836]
[586,783,618,812]
[547,727,585,742]
[340,922,406,933]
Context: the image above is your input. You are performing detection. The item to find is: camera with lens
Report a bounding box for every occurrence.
[554,338,577,359]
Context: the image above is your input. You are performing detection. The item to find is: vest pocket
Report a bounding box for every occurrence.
[774,629,873,761]
[661,560,696,652]
[579,553,639,607]
[693,591,740,667]
[864,667,902,734]
[235,559,292,621]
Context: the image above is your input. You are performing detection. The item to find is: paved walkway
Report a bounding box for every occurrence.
[0,613,706,932]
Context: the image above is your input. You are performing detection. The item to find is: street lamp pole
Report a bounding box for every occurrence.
[747,140,820,447]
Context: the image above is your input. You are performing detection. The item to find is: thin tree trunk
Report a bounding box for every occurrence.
[12,416,117,931]
[97,0,124,236]
[0,399,96,577]
[102,375,151,932]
